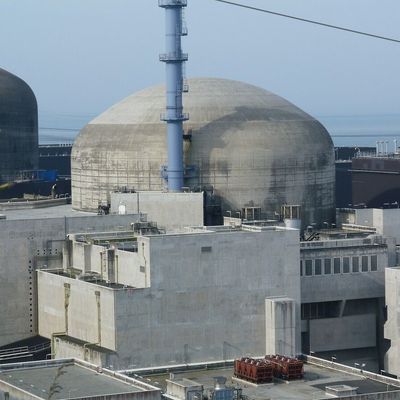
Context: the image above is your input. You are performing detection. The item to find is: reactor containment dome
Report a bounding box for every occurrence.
[0,68,38,183]
[72,78,335,226]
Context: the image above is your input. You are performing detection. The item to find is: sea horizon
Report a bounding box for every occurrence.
[38,111,400,149]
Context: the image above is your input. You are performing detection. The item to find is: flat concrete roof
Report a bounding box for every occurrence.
[136,363,400,400]
[43,269,136,289]
[0,204,94,221]
[0,360,156,399]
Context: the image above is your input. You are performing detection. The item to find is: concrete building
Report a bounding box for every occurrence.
[0,358,161,400]
[37,224,301,369]
[337,207,400,245]
[0,68,38,183]
[0,204,144,348]
[71,78,335,227]
[1,199,399,375]
[300,231,394,369]
[32,212,396,372]
[354,208,400,245]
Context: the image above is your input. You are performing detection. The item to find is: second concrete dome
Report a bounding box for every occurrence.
[72,78,335,225]
[0,68,38,182]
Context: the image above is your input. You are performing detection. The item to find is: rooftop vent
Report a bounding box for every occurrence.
[325,385,358,397]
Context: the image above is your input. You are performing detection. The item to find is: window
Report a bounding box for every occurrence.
[362,255,369,272]
[334,258,341,274]
[352,257,359,273]
[324,258,331,274]
[305,260,313,276]
[343,257,350,273]
[315,259,322,275]
[371,255,378,271]
[201,246,212,253]
[300,260,303,276]
[301,301,341,320]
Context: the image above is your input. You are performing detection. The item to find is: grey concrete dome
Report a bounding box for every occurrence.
[0,68,38,182]
[72,77,335,225]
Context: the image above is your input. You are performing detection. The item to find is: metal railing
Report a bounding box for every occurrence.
[158,0,187,7]
[0,342,50,361]
[160,112,189,121]
[159,52,188,62]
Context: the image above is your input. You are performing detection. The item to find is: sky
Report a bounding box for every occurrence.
[1,0,400,141]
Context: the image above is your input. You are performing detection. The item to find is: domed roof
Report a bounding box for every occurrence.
[0,68,37,113]
[75,77,332,153]
[91,77,306,124]
[0,68,38,182]
[72,78,334,225]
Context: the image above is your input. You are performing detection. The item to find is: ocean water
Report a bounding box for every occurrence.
[39,112,95,145]
[39,112,400,149]
[318,114,400,149]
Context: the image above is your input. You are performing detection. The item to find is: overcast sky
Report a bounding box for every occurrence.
[1,0,399,120]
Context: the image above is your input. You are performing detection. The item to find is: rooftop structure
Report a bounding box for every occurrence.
[126,356,400,400]
[0,358,161,400]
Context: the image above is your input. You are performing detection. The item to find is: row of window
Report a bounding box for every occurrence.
[301,301,341,320]
[300,255,378,277]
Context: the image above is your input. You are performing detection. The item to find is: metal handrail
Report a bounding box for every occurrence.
[159,0,187,7]
[159,52,188,62]
[0,346,29,355]
[0,342,50,357]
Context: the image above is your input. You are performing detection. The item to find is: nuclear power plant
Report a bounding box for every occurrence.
[3,1,400,399]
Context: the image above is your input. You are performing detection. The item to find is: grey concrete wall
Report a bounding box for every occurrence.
[110,192,204,231]
[310,314,376,352]
[265,297,297,357]
[356,208,400,245]
[71,242,104,275]
[69,240,147,288]
[113,227,300,369]
[38,271,117,351]
[0,213,141,347]
[356,209,375,229]
[384,267,400,376]
[0,218,65,347]
[54,336,105,366]
[115,249,147,288]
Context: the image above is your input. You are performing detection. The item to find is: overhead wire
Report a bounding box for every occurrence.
[214,0,400,44]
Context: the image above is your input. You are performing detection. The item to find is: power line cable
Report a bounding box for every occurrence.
[214,0,400,44]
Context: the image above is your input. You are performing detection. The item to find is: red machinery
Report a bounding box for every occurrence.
[234,357,273,383]
[265,355,304,380]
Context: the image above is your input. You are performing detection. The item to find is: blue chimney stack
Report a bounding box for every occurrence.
[159,0,188,191]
